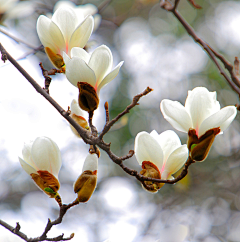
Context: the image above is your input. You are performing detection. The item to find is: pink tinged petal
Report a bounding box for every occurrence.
[69,15,94,51]
[71,99,84,116]
[160,99,192,133]
[161,145,188,180]
[198,106,237,137]
[19,157,37,175]
[185,87,220,130]
[65,57,96,87]
[71,47,90,63]
[97,61,124,94]
[37,15,65,54]
[63,52,70,65]
[82,154,98,172]
[31,137,62,178]
[52,7,78,44]
[134,131,163,169]
[88,45,113,86]
[155,130,182,162]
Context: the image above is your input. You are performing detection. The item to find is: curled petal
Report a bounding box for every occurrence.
[69,15,94,51]
[161,145,188,180]
[160,99,192,133]
[97,61,124,94]
[82,154,98,172]
[185,87,220,131]
[134,131,163,169]
[199,106,237,137]
[19,157,36,175]
[88,45,113,86]
[65,57,96,87]
[31,137,62,178]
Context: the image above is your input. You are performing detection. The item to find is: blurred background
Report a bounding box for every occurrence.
[1,0,240,241]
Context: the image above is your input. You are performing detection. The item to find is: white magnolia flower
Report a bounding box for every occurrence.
[160,87,237,138]
[63,45,124,96]
[19,136,62,197]
[73,153,98,202]
[0,0,34,21]
[36,6,94,68]
[53,0,101,32]
[134,130,188,192]
[70,99,89,137]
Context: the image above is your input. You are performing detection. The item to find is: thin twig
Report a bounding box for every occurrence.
[98,87,153,140]
[104,101,110,123]
[97,0,113,13]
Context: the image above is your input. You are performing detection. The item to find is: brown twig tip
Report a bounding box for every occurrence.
[104,101,110,123]
[187,0,202,9]
[13,222,20,233]
[120,150,135,161]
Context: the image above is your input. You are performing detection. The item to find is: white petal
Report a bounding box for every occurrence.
[53,1,76,12]
[134,131,163,169]
[185,87,220,131]
[5,2,35,19]
[88,45,113,85]
[161,145,188,180]
[37,15,65,54]
[93,14,101,32]
[70,47,90,63]
[76,4,98,16]
[97,61,123,94]
[65,57,96,87]
[155,130,182,162]
[52,7,78,44]
[63,52,70,65]
[22,140,38,170]
[199,106,237,137]
[19,157,37,175]
[82,154,98,172]
[0,0,17,14]
[69,15,94,51]
[31,137,62,178]
[71,99,84,116]
[160,99,192,133]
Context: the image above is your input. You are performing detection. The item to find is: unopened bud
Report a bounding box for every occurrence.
[140,161,162,193]
[73,170,97,203]
[45,47,65,71]
[77,82,99,112]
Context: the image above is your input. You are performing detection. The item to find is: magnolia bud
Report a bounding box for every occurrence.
[188,127,220,162]
[45,47,65,71]
[140,161,162,193]
[77,82,99,112]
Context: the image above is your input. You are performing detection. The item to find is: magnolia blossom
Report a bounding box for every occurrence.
[134,130,188,192]
[73,153,98,203]
[19,136,62,197]
[161,87,237,161]
[36,6,94,69]
[161,87,237,137]
[53,0,101,32]
[63,45,123,111]
[70,99,89,138]
[0,0,34,22]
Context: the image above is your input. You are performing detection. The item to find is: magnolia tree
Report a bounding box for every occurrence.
[0,0,240,241]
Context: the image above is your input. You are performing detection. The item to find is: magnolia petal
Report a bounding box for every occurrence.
[0,0,17,14]
[69,15,94,51]
[65,57,96,87]
[22,140,38,170]
[97,61,124,94]
[63,52,70,65]
[31,137,62,178]
[71,47,90,63]
[199,106,237,137]
[185,87,220,131]
[134,131,163,169]
[82,154,98,172]
[19,157,37,175]
[6,1,35,19]
[156,130,182,162]
[71,99,85,116]
[160,99,192,133]
[76,4,98,16]
[88,45,113,86]
[161,144,188,180]
[93,14,101,32]
[52,7,78,44]
[53,1,76,12]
